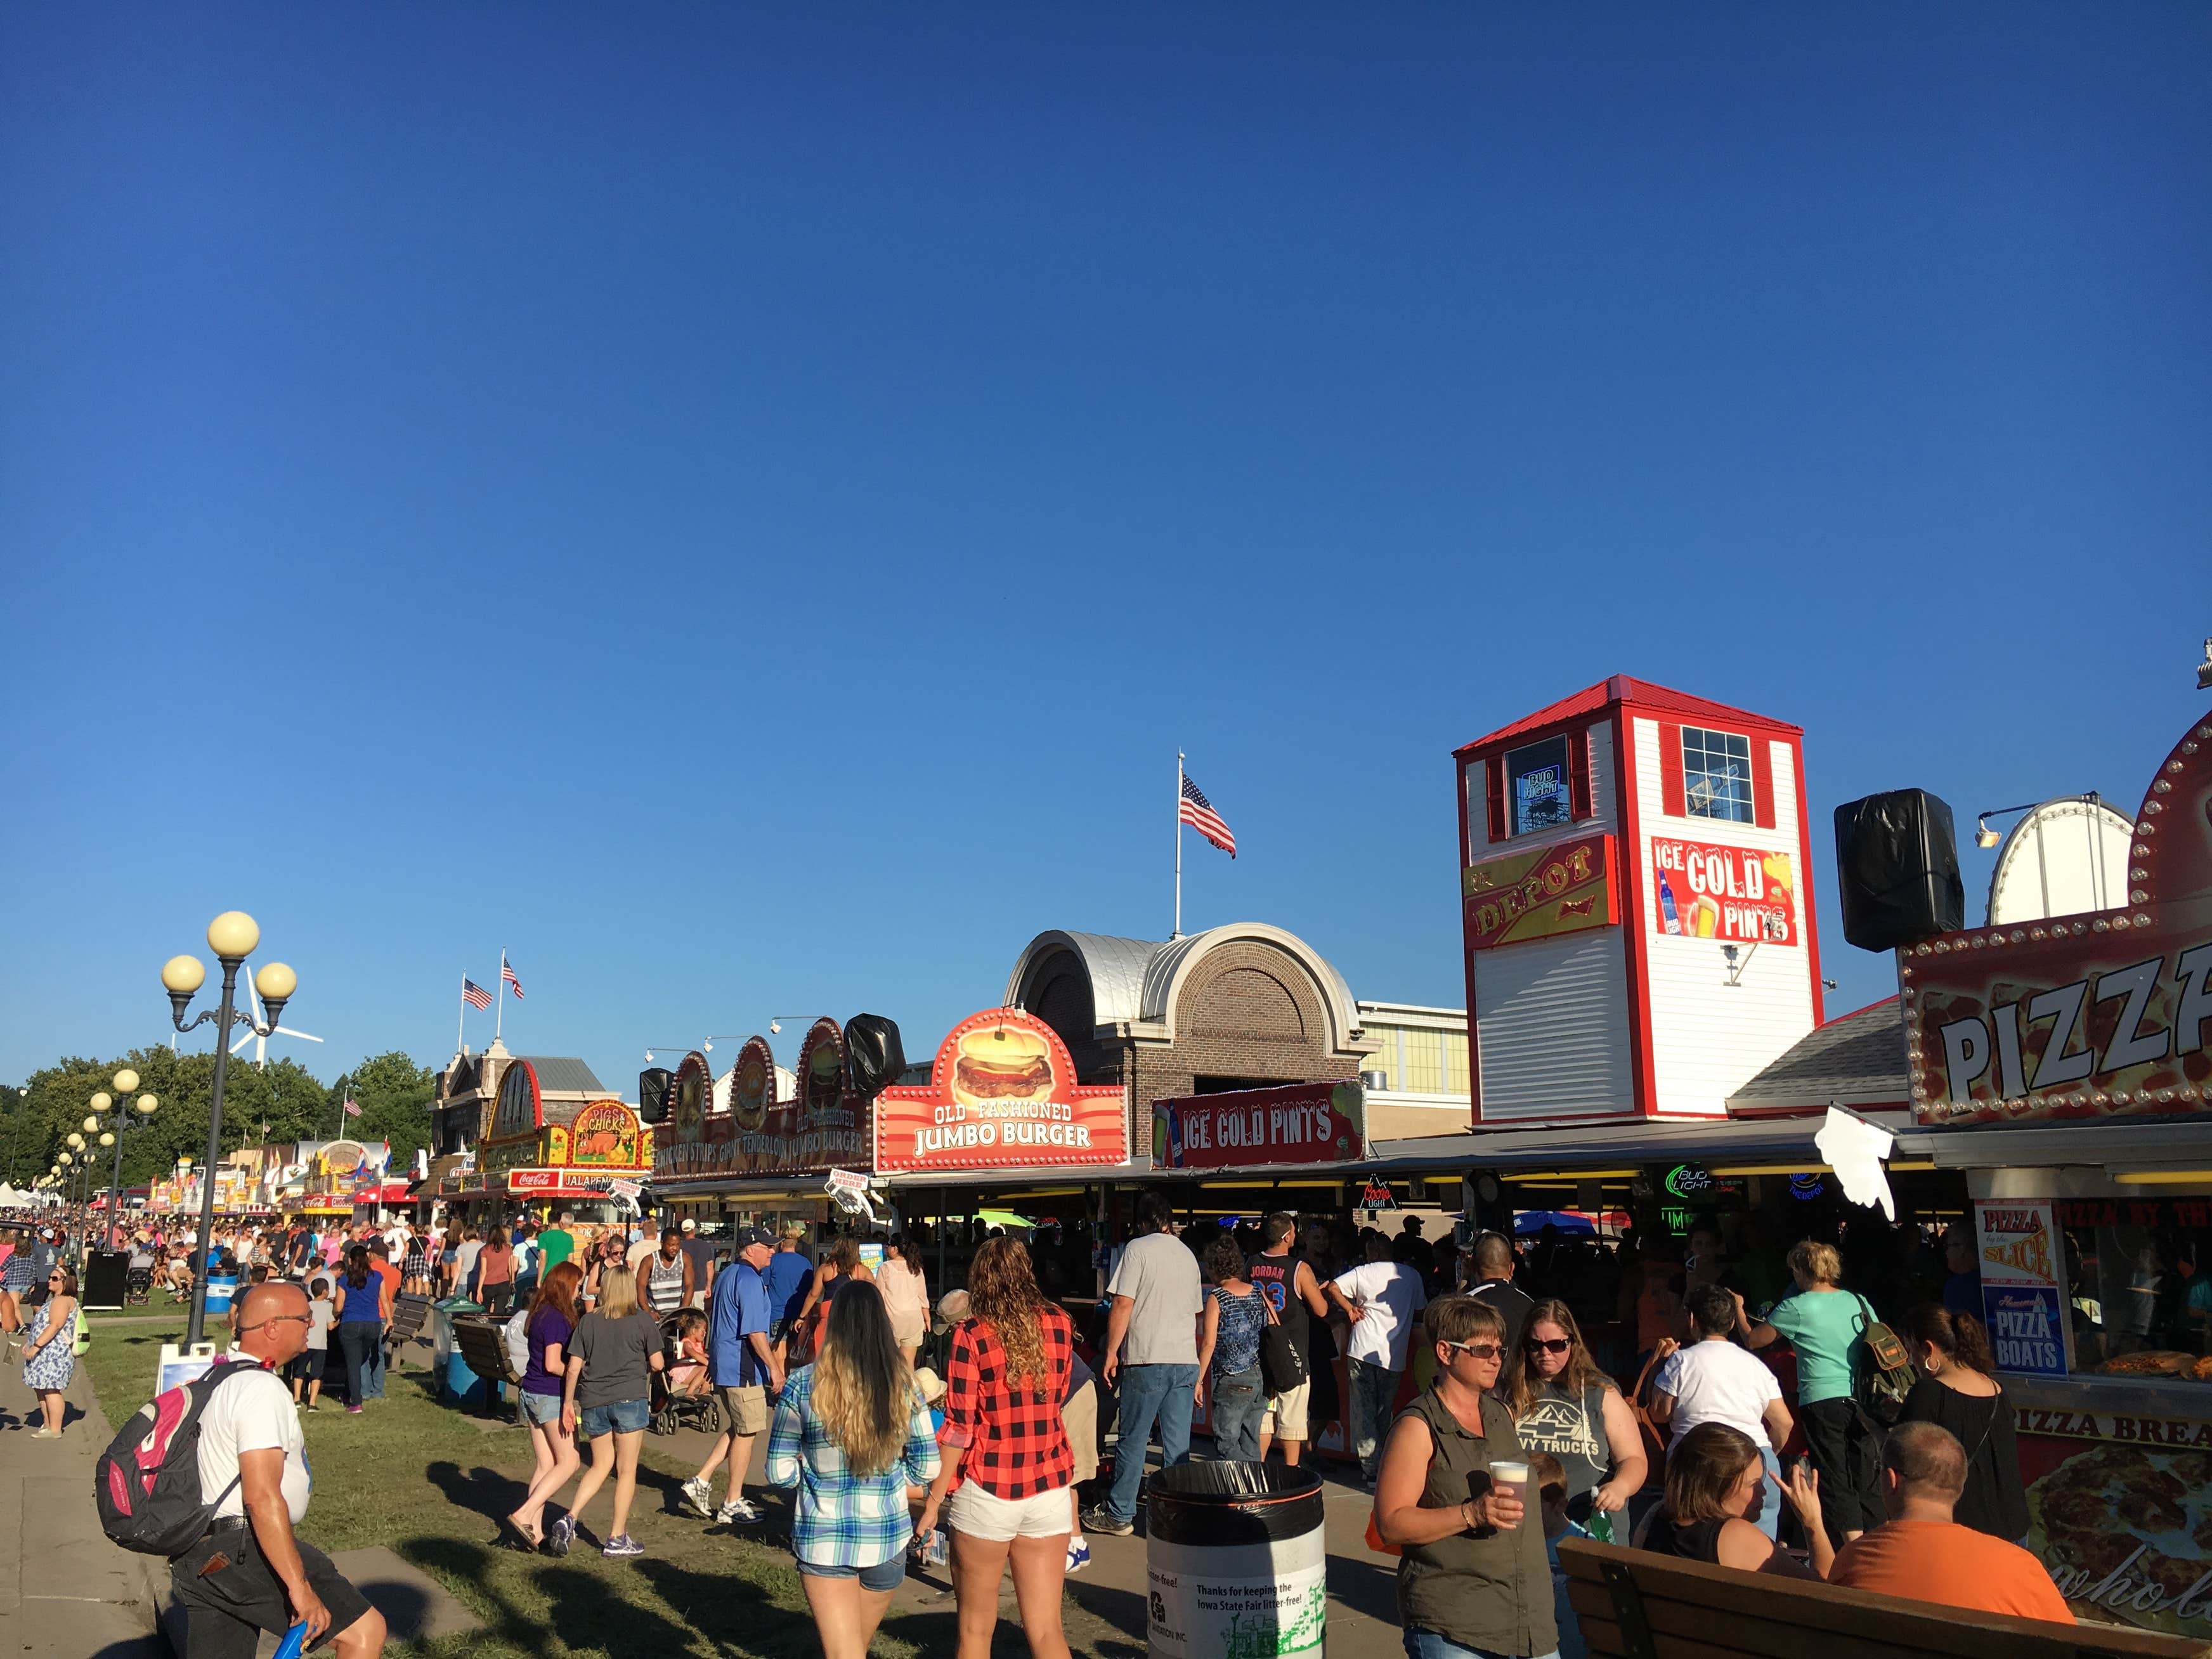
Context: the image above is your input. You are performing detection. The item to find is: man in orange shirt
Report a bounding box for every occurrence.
[1830,1421,2073,1623]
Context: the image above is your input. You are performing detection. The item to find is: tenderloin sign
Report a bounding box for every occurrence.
[872,1008,1127,1173]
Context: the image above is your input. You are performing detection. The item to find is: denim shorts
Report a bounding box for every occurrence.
[796,1554,904,1591]
[1405,1632,1559,1659]
[521,1390,563,1426]
[580,1398,651,1437]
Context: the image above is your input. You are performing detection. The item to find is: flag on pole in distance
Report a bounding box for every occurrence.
[1179,774,1237,857]
[502,961,526,998]
[342,1098,361,1119]
[462,979,493,1010]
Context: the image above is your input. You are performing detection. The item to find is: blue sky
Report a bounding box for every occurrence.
[4,6,2206,1096]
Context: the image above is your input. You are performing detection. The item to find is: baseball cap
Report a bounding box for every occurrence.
[679,1218,697,1233]
[732,1225,776,1250]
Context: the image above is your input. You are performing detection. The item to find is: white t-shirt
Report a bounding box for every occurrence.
[1334,1261,1429,1371]
[455,1240,485,1284]
[1651,1337,1783,1449]
[383,1226,409,1259]
[1107,1232,1204,1366]
[197,1362,313,1523]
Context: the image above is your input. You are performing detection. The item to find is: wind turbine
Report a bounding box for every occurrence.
[230,956,325,1068]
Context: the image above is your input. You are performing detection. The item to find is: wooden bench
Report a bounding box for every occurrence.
[384,1292,432,1363]
[449,1315,524,1420]
[1558,1537,2211,1659]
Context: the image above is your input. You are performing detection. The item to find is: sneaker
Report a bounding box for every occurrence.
[601,1533,644,1558]
[1066,1537,1091,1573]
[1080,1505,1133,1537]
[547,1514,573,1558]
[346,1405,364,1415]
[680,1476,715,1519]
[717,1497,764,1526]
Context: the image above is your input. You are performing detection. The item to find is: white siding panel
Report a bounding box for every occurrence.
[1636,727,1816,1115]
[1474,928,1635,1120]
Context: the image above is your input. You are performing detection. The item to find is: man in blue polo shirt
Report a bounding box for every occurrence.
[682,1226,780,1526]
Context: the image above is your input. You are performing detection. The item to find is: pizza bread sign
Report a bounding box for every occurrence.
[873,1007,1127,1173]
[1901,712,2212,1126]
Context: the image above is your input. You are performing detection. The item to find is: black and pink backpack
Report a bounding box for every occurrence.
[94,1360,259,1555]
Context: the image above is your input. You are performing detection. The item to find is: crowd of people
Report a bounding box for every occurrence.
[2,1192,2089,1659]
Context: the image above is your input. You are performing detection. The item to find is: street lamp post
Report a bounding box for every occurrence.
[164,912,298,1348]
[88,1072,161,1252]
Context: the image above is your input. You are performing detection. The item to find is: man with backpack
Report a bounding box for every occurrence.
[166,1282,387,1656]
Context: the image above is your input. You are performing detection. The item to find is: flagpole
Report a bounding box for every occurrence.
[1173,751,1185,939]
[495,949,506,1043]
[457,974,467,1057]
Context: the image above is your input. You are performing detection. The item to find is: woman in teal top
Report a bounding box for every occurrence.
[1740,1239,1882,1547]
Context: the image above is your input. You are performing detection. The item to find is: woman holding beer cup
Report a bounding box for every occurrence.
[1375,1296,1558,1659]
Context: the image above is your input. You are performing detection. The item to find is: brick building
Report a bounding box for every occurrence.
[1003,922,1377,1154]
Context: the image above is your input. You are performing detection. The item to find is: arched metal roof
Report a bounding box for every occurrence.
[1005,922,1363,1052]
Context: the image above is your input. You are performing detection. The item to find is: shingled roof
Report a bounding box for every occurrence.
[517,1056,606,1094]
[1725,998,1908,1116]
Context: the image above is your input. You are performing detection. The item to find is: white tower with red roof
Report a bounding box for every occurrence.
[1452,675,1826,1124]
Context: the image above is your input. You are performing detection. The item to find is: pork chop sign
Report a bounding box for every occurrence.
[1901,711,2212,1126]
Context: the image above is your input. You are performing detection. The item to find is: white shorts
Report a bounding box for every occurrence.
[1260,1376,1311,1441]
[944,1480,1074,1542]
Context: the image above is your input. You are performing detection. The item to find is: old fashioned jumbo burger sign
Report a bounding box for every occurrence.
[873,1008,1128,1173]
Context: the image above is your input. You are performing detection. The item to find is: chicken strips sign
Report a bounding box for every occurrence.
[1903,710,2212,1126]
[872,1007,1128,1173]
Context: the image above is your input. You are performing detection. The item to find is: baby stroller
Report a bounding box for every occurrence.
[649,1310,720,1436]
[124,1263,155,1306]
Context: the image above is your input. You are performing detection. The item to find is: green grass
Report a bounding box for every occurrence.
[81,1315,1147,1659]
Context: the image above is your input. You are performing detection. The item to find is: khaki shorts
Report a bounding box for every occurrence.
[1064,1380,1098,1484]
[717,1384,767,1436]
[1260,1376,1310,1441]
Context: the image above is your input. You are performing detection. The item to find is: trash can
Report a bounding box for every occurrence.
[1144,1462,1327,1658]
[428,1296,485,1404]
[202,1275,240,1319]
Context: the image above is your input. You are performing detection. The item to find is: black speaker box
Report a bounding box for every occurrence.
[843,1014,906,1096]
[637,1067,673,1124]
[1833,788,1965,952]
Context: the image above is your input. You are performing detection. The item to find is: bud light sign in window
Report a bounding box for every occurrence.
[1974,1199,2069,1377]
[1507,737,1571,836]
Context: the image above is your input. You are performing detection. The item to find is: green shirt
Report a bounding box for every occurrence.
[1767,1287,1868,1405]
[537,1228,575,1268]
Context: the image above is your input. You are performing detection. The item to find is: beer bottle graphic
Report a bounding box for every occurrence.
[1657,869,1683,935]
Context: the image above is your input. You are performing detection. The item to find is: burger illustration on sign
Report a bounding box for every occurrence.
[805,1039,843,1119]
[732,1045,771,1132]
[952,1022,1056,1105]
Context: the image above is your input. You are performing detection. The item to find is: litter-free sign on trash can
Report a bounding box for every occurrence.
[1144,1462,1327,1658]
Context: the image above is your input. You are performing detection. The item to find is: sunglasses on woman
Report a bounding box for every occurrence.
[1525,1337,1573,1355]
[1441,1339,1502,1362]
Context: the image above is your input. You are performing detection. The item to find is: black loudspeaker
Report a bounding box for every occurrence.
[843,1014,906,1096]
[638,1067,674,1124]
[1833,789,1965,952]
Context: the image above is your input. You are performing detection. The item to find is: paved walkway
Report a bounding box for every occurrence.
[0,1327,167,1658]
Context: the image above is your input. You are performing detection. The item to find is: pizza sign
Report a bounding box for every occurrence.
[1974,1199,2068,1377]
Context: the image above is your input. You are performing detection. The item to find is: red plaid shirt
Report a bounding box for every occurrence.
[944,1303,1074,1499]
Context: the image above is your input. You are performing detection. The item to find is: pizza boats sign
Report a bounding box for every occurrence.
[1901,710,2212,1125]
[655,1020,870,1181]
[873,1008,1126,1173]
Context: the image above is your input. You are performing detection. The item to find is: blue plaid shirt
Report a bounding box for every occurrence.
[766,1366,941,1569]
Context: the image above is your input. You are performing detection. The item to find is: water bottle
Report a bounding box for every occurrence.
[273,1622,309,1659]
[1586,1509,1615,1545]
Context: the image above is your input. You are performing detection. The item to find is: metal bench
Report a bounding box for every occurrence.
[1558,1537,2211,1659]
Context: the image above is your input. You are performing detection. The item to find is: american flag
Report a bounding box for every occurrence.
[462,979,493,1010]
[342,1097,361,1118]
[502,960,526,998]
[1180,773,1237,858]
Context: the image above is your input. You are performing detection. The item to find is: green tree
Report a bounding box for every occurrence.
[327,1052,436,1164]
